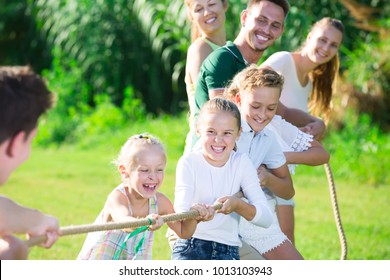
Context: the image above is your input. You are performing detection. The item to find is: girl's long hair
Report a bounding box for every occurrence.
[306,17,344,121]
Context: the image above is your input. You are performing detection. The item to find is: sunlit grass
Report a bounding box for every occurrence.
[1,114,389,260]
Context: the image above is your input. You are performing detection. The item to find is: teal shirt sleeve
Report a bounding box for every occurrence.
[194,48,241,113]
[203,49,239,90]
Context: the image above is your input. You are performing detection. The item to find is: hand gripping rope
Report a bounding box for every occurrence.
[25,175,347,261]
[24,201,225,248]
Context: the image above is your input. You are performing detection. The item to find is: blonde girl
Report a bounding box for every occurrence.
[262,17,343,244]
[172,98,272,260]
[225,65,329,259]
[78,134,209,260]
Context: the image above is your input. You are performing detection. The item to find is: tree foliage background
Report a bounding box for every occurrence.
[1,0,389,143]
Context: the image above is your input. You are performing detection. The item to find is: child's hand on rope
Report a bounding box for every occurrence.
[190,203,214,222]
[146,214,164,231]
[215,196,240,215]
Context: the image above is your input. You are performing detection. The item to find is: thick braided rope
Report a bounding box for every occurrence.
[324,162,348,260]
[25,202,223,248]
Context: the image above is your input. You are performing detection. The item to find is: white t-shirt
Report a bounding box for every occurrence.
[174,150,272,246]
[262,51,312,112]
[236,121,286,171]
[236,121,287,199]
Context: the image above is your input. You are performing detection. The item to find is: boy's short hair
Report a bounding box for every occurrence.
[248,0,290,18]
[224,64,284,100]
[0,66,54,144]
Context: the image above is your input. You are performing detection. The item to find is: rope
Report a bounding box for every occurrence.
[25,201,224,248]
[324,162,348,260]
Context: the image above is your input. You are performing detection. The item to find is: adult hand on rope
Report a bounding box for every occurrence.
[26,214,60,248]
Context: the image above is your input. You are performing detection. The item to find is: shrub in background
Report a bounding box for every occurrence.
[324,109,389,186]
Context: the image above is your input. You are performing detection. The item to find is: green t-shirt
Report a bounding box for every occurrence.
[190,41,248,148]
[194,41,248,118]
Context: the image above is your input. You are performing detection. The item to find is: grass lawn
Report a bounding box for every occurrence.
[1,116,389,260]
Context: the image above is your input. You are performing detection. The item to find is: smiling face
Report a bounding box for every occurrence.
[125,145,166,199]
[236,86,280,133]
[303,24,343,65]
[242,1,285,53]
[187,0,227,36]
[197,110,241,167]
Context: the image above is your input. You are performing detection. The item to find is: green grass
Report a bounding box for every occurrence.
[1,114,389,260]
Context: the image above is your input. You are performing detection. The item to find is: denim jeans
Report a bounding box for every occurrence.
[171,237,239,260]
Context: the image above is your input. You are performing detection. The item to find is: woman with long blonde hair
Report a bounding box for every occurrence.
[183,0,228,154]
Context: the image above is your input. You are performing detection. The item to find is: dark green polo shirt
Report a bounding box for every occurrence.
[190,41,248,148]
[194,41,248,117]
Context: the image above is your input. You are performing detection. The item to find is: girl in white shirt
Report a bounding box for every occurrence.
[171,97,272,260]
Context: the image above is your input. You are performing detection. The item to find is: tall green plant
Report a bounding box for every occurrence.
[33,0,190,113]
[0,0,51,70]
[29,0,390,121]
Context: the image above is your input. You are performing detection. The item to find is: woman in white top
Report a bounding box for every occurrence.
[262,17,344,244]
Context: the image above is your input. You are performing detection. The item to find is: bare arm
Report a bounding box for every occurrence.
[284,140,330,165]
[258,164,294,200]
[0,196,59,248]
[106,190,137,224]
[0,235,28,259]
[107,191,167,233]
[186,41,214,86]
[277,102,326,140]
[209,88,225,99]
[105,189,166,232]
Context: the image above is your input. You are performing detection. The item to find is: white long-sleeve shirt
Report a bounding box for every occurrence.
[174,150,272,246]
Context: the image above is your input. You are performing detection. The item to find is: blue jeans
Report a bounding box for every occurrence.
[171,237,239,260]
